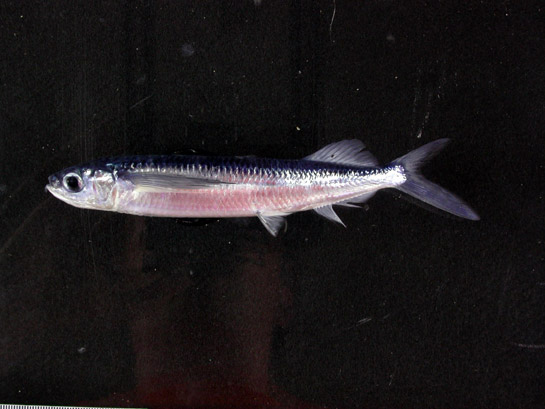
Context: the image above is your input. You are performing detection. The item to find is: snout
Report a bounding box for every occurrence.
[46,174,61,193]
[48,174,60,188]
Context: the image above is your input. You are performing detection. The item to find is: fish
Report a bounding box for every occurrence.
[46,139,479,236]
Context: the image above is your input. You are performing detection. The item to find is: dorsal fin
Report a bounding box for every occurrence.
[303,140,379,167]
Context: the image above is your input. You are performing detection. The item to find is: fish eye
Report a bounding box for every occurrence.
[63,173,83,192]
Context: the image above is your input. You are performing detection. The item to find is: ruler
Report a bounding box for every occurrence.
[0,403,144,409]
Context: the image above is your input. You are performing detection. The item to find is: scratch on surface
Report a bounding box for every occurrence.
[129,94,153,110]
[418,88,433,137]
[512,342,545,349]
[338,316,373,332]
[412,67,422,137]
[412,63,448,139]
[0,197,52,259]
[356,317,372,326]
[389,370,396,386]
[329,0,336,43]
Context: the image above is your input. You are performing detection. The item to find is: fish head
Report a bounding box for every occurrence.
[46,165,116,210]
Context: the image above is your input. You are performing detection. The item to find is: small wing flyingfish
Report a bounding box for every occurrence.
[46,139,479,236]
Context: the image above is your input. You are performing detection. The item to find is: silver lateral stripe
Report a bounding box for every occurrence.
[0,405,146,409]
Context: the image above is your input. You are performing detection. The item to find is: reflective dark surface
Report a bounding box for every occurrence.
[1,1,544,408]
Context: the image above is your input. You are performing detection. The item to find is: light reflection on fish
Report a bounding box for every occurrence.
[46,139,479,236]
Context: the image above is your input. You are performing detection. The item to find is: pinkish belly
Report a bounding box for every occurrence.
[117,185,329,218]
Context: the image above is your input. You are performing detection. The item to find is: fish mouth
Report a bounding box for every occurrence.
[45,184,65,201]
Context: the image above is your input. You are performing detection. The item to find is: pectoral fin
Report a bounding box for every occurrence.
[120,172,231,191]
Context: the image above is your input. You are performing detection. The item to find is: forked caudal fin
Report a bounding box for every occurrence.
[391,139,480,220]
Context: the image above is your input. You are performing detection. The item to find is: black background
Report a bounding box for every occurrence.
[1,1,543,408]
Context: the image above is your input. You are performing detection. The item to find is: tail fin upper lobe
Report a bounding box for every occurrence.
[391,139,480,221]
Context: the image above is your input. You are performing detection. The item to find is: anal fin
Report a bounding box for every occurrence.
[314,205,346,227]
[256,212,288,237]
